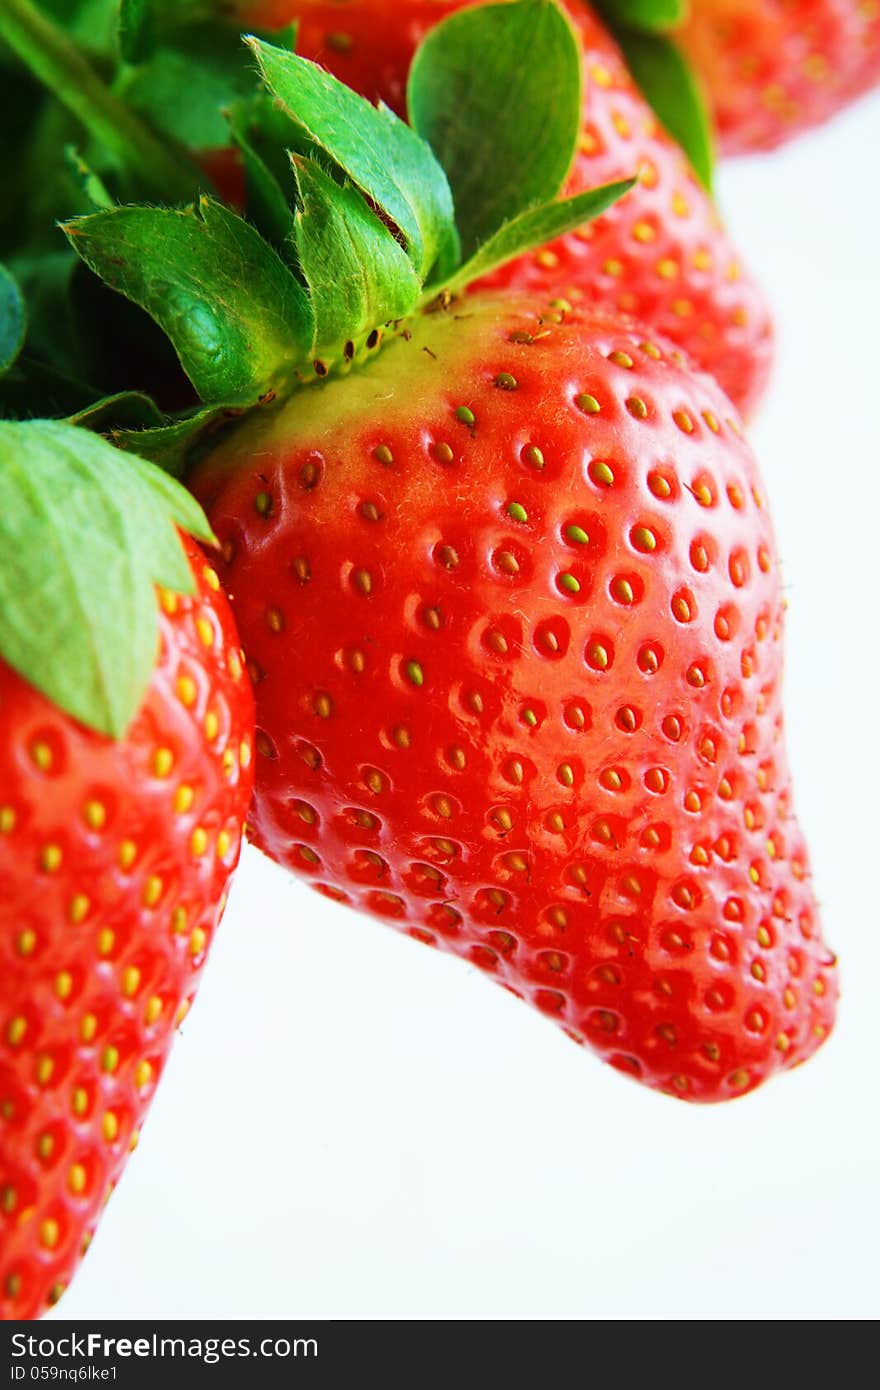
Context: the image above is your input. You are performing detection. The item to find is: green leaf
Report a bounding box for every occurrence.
[226,98,297,255]
[408,0,582,261]
[596,0,685,32]
[0,264,27,375]
[64,197,314,403]
[293,158,422,361]
[109,403,240,477]
[612,28,714,191]
[0,419,215,737]
[118,0,155,62]
[122,449,215,548]
[68,390,165,433]
[441,178,636,296]
[248,37,457,281]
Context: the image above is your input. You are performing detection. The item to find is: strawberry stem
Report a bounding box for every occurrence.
[0,0,203,204]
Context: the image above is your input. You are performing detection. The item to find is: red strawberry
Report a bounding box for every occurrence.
[191,292,836,1103]
[676,0,880,154]
[0,430,255,1319]
[68,6,835,1105]
[232,0,774,416]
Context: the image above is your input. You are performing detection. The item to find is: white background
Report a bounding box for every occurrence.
[51,93,880,1322]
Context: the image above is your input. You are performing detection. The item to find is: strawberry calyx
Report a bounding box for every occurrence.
[62,1,634,466]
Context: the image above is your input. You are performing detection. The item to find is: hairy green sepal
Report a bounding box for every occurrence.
[447,177,636,294]
[292,160,422,358]
[0,420,216,737]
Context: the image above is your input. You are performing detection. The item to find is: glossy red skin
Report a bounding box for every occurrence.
[677,0,880,154]
[192,293,837,1104]
[0,543,255,1321]
[231,0,774,417]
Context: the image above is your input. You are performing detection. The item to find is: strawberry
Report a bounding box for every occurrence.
[235,0,774,416]
[192,293,836,1103]
[676,0,880,154]
[67,1,837,1102]
[0,422,255,1319]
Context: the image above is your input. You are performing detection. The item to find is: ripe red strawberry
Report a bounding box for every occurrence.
[68,4,836,1105]
[0,430,255,1320]
[191,293,836,1103]
[239,0,774,417]
[676,0,880,154]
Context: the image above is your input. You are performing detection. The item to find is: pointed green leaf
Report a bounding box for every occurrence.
[0,264,27,375]
[123,448,215,546]
[109,403,240,478]
[441,178,636,296]
[65,198,314,403]
[612,28,715,191]
[0,419,216,737]
[293,159,421,361]
[226,98,297,255]
[68,390,165,433]
[408,0,582,260]
[248,37,456,281]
